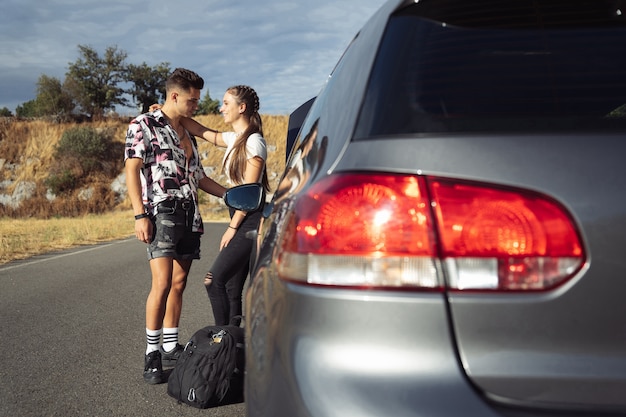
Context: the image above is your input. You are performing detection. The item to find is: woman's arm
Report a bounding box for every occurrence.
[179,117,226,147]
[243,156,265,184]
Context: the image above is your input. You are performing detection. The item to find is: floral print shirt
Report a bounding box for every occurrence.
[124,109,206,233]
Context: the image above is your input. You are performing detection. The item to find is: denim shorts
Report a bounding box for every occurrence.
[146,203,201,260]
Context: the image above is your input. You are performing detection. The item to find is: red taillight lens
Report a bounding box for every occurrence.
[282,174,435,256]
[276,173,585,292]
[429,179,584,291]
[429,180,582,258]
[277,174,441,289]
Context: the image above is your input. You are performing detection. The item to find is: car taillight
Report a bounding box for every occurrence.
[276,173,584,292]
[429,179,584,291]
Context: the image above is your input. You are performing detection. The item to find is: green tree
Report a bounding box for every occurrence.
[0,107,13,117]
[65,44,128,118]
[196,90,220,115]
[126,62,171,113]
[14,75,73,119]
[15,99,39,118]
[35,74,74,119]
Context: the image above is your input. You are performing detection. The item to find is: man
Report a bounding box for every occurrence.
[124,68,225,384]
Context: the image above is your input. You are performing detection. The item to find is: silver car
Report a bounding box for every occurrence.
[228,0,626,415]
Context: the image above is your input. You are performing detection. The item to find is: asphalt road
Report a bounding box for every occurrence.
[0,222,246,417]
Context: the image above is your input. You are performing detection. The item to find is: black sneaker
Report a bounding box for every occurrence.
[160,343,184,367]
[143,350,164,384]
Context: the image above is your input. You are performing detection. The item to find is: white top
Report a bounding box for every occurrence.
[221,131,267,185]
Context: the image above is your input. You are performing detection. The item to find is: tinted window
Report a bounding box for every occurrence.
[355,0,626,136]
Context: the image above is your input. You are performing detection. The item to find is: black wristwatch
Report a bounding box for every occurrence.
[134,213,149,220]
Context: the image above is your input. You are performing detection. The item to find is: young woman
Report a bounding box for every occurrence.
[181,85,270,326]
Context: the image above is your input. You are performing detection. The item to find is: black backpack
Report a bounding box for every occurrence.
[167,324,245,408]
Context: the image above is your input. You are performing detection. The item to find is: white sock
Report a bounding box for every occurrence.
[146,328,162,354]
[162,327,179,352]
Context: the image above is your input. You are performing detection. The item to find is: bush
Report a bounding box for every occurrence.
[46,126,122,195]
[56,126,110,172]
[44,169,77,195]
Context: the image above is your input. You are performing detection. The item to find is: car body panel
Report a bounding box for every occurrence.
[245,268,504,417]
[336,136,626,410]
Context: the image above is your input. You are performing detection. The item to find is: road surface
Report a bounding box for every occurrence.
[0,222,246,417]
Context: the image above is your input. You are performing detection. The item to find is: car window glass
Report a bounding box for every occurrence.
[355,1,626,136]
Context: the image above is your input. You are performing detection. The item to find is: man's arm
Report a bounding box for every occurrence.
[199,176,227,198]
[125,158,153,243]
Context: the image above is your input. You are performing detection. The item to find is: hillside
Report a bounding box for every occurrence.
[0,115,289,220]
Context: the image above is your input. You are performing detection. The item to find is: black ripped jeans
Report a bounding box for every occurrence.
[206,209,261,326]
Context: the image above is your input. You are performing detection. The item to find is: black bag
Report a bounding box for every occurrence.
[167,324,245,408]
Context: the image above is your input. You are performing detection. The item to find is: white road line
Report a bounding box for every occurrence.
[0,238,134,272]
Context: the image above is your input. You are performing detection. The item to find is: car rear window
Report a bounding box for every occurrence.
[354,0,626,136]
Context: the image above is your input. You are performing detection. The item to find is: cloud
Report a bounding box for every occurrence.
[0,0,386,115]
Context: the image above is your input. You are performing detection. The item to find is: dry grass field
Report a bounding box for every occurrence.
[0,114,288,264]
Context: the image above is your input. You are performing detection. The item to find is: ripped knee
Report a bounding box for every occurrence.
[204,271,213,287]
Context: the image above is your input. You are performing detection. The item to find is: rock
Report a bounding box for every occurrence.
[78,187,94,201]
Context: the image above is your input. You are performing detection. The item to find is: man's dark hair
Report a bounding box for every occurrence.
[166,68,204,92]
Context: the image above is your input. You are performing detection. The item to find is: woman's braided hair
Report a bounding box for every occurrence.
[223,85,270,192]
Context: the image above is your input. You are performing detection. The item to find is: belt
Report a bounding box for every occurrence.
[157,199,193,211]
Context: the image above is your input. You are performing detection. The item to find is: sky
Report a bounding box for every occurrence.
[0,0,388,116]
